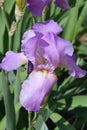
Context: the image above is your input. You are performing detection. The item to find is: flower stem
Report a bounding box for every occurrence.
[28,112,32,130]
[9,36,12,50]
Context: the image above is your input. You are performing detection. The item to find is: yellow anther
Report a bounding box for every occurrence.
[41,69,48,74]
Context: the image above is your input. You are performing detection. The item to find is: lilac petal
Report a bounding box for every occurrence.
[27,0,51,17]
[56,36,74,57]
[55,0,70,9]
[0,51,28,72]
[22,30,41,64]
[22,30,36,46]
[63,55,86,78]
[41,33,60,68]
[32,20,62,35]
[20,70,57,112]
[41,33,73,67]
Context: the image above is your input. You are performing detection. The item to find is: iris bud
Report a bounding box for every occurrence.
[16,0,26,9]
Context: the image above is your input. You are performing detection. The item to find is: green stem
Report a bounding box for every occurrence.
[1,71,16,130]
[28,112,32,130]
[9,36,12,50]
[14,70,21,103]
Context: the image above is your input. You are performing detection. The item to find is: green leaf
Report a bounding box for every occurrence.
[78,44,87,56]
[12,20,22,52]
[40,122,48,130]
[34,115,43,130]
[4,0,15,14]
[73,2,87,39]
[63,6,78,41]
[8,71,16,84]
[0,10,5,34]
[0,10,5,53]
[14,69,21,103]
[58,96,87,110]
[0,102,21,130]
[50,113,76,130]
[34,115,48,130]
[40,108,50,122]
[1,71,16,130]
[70,96,87,109]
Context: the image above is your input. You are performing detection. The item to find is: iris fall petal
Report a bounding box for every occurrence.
[20,70,57,112]
[63,55,86,78]
[0,51,28,72]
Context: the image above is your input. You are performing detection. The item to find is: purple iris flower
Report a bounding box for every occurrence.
[27,0,70,17]
[55,0,70,9]
[26,0,51,17]
[0,20,86,112]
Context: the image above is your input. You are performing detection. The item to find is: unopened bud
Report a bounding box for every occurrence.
[15,4,24,21]
[16,0,26,9]
[0,0,4,9]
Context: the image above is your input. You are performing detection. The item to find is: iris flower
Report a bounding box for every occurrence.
[27,0,70,17]
[0,20,86,112]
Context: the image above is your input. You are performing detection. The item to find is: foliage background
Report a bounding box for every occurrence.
[0,0,87,130]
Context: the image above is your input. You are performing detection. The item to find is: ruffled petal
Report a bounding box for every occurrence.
[22,30,36,46]
[0,51,28,72]
[55,0,70,9]
[20,70,57,112]
[56,36,74,57]
[27,0,51,17]
[63,55,86,78]
[22,30,41,64]
[41,33,73,68]
[32,20,62,35]
[41,33,60,68]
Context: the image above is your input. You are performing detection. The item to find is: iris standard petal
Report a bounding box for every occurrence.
[20,70,57,112]
[64,55,86,78]
[55,0,70,9]
[41,33,73,67]
[32,20,62,35]
[22,30,41,64]
[27,0,51,17]
[56,36,74,57]
[22,30,36,46]
[0,51,28,72]
[41,33,60,68]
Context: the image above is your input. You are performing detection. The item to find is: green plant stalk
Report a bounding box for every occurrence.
[28,112,32,130]
[14,70,21,103]
[9,36,12,50]
[14,70,21,124]
[1,71,16,130]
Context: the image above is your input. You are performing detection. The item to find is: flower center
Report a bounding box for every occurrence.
[36,50,47,65]
[41,69,48,74]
